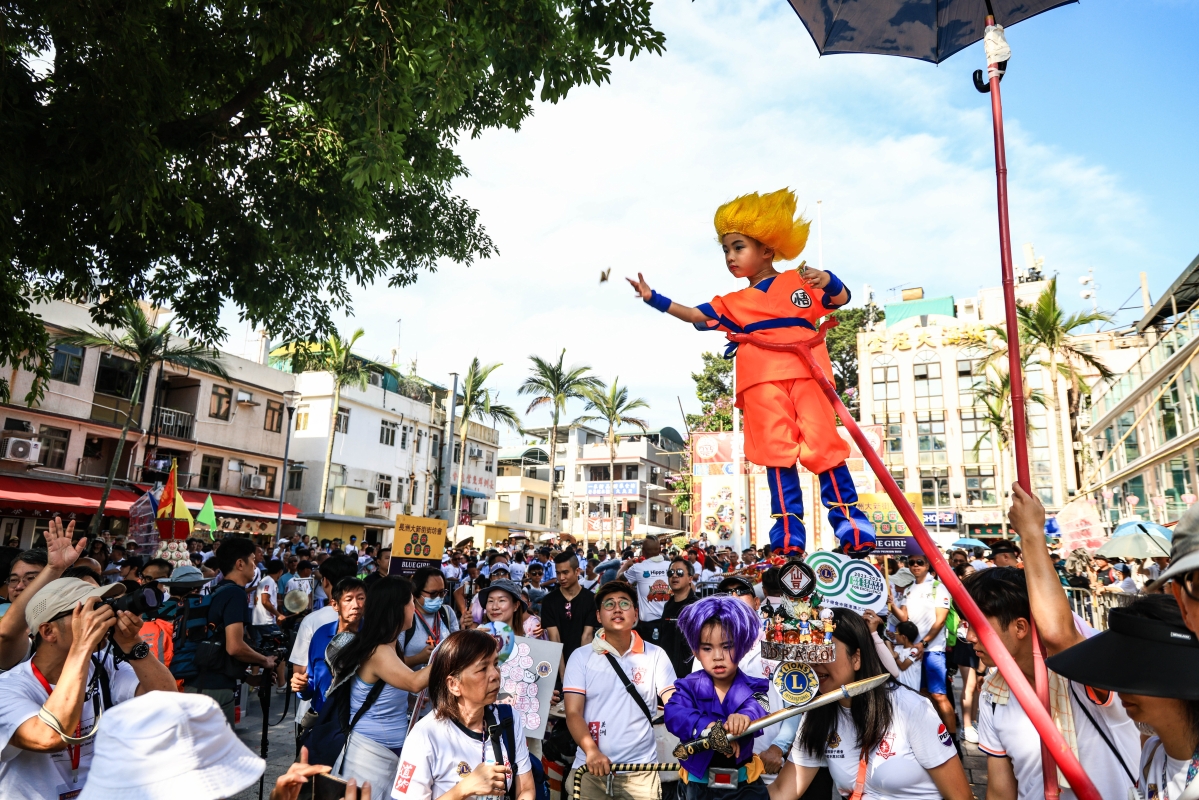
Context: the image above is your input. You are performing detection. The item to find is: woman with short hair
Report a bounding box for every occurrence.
[328,576,430,795]
[769,609,972,800]
[398,629,534,800]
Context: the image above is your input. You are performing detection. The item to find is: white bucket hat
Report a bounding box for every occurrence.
[78,691,264,800]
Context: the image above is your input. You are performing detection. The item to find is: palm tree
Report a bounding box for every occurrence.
[276,330,372,513]
[55,303,228,537]
[451,358,521,534]
[576,379,649,548]
[518,350,601,531]
[1017,279,1113,487]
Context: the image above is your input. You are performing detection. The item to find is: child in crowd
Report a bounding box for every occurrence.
[892,620,923,692]
[665,596,771,800]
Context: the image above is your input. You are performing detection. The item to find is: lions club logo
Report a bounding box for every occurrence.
[827,731,841,749]
[791,289,812,308]
[456,762,472,777]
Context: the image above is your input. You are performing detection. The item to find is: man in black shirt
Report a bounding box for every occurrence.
[660,555,698,677]
[184,536,277,722]
[540,552,595,678]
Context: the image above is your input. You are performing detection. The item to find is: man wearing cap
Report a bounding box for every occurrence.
[893,552,956,739]
[0,577,178,798]
[1092,554,1122,589]
[1149,504,1199,638]
[990,540,1022,569]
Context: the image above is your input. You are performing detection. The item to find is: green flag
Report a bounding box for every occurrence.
[196,495,218,538]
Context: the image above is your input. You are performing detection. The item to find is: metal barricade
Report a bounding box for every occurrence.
[696,580,722,598]
[1065,587,1098,630]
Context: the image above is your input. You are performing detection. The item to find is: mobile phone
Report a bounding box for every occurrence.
[301,772,348,800]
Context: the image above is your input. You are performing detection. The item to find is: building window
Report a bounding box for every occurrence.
[916,411,947,465]
[50,344,84,385]
[589,466,610,481]
[871,355,900,410]
[650,503,659,523]
[411,480,419,507]
[431,433,439,459]
[265,400,284,433]
[199,455,223,490]
[295,405,309,431]
[453,442,461,462]
[287,468,303,490]
[376,474,393,500]
[94,353,139,399]
[874,412,903,464]
[625,465,639,480]
[1116,411,1139,464]
[400,426,410,450]
[37,426,70,470]
[965,466,996,505]
[889,467,906,492]
[335,407,349,434]
[427,482,435,510]
[913,352,943,411]
[415,430,423,453]
[526,496,534,524]
[380,420,397,446]
[1025,368,1054,504]
[920,468,950,508]
[485,451,494,473]
[209,386,232,420]
[1158,382,1182,444]
[259,465,278,497]
[665,506,674,526]
[957,348,987,407]
[961,409,991,464]
[539,498,547,525]
[3,418,32,433]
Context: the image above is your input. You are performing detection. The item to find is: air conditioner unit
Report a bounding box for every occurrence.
[241,473,267,492]
[468,446,484,460]
[366,490,379,506]
[2,438,40,462]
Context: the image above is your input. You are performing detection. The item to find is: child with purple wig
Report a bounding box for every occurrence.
[665,596,771,800]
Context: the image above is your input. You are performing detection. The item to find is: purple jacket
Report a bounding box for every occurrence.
[664,669,770,776]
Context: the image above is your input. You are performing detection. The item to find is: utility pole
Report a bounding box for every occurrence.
[445,372,459,535]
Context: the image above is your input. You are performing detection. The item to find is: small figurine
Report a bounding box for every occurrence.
[771,614,786,643]
[819,608,835,644]
[797,609,811,643]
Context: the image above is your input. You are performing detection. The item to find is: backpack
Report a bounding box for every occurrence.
[301,676,385,769]
[166,592,215,681]
[484,704,549,800]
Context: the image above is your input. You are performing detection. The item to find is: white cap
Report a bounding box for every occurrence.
[78,692,264,800]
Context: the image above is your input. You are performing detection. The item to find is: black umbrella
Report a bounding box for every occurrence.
[780,3,1094,799]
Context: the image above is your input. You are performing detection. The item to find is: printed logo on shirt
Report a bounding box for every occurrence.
[456,762,472,777]
[827,732,841,749]
[1148,784,1160,800]
[588,721,604,743]
[394,761,417,793]
[646,580,670,602]
[632,667,646,685]
[791,290,812,309]
[876,734,897,760]
[937,724,953,747]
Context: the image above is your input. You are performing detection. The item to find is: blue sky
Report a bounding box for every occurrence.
[220,0,1199,441]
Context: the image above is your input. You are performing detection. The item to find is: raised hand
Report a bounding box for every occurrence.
[45,516,86,572]
[626,272,653,301]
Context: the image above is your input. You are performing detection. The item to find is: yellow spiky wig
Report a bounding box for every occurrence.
[713,188,811,262]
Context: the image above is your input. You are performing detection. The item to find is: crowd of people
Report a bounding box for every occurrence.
[0,498,1195,800]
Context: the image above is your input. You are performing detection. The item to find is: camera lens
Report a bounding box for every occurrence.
[108,586,163,618]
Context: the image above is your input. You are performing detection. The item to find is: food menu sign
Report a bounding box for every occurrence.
[392,514,447,575]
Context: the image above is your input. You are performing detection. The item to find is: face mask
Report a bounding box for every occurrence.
[422,597,444,614]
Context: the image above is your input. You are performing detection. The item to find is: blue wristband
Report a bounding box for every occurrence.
[646,290,672,313]
[823,271,846,297]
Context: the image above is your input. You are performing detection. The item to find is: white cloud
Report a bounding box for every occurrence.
[220,0,1147,442]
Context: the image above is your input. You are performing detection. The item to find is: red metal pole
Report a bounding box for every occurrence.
[726,329,1102,800]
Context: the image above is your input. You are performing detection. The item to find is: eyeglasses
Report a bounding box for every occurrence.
[422,589,448,599]
[668,569,690,577]
[909,560,927,567]
[601,599,633,611]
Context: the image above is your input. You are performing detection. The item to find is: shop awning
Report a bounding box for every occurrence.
[452,487,490,499]
[0,476,145,516]
[176,490,301,522]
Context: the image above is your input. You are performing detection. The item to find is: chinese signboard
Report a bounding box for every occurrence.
[861,323,995,354]
[1055,497,1107,555]
[392,514,447,575]
[857,492,924,556]
[585,481,640,497]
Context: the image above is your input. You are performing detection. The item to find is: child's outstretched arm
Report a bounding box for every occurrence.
[627,273,711,325]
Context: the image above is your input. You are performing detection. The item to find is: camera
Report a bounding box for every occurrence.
[103,585,164,619]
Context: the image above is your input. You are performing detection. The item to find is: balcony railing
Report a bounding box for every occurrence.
[153,406,195,440]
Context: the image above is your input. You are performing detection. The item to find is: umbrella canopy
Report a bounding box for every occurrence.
[785,0,1076,64]
[952,537,988,549]
[1096,533,1172,561]
[1113,520,1174,541]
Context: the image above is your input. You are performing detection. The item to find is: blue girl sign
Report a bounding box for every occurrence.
[803,551,887,614]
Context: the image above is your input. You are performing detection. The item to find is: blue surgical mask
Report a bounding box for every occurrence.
[422,597,444,614]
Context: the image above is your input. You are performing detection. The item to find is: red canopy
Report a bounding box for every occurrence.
[0,476,144,516]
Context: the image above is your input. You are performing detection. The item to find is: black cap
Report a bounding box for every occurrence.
[990,540,1021,556]
[717,576,755,596]
[1046,607,1199,699]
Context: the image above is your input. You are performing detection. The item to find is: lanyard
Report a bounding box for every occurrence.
[31,662,83,783]
[848,755,868,800]
[417,610,442,645]
[1160,745,1199,800]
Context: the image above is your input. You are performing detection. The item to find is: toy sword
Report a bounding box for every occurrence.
[671,673,890,758]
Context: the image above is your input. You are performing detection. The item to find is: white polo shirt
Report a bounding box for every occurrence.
[622,557,672,621]
[899,578,951,652]
[790,687,956,800]
[390,707,531,800]
[977,676,1139,800]
[562,631,676,769]
[251,574,278,626]
[289,604,339,723]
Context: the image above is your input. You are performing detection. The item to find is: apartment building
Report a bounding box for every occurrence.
[0,301,299,548]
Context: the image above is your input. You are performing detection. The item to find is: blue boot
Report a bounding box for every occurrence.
[819,464,876,558]
[767,466,807,555]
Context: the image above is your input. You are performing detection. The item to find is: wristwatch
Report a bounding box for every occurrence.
[119,641,151,661]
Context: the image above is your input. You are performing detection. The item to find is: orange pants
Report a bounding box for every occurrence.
[740,378,849,474]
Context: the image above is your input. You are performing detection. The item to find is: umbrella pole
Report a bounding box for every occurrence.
[983,12,1057,799]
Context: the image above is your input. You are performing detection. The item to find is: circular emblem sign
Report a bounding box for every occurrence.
[774,662,819,707]
[791,289,812,308]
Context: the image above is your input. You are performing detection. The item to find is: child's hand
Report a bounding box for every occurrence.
[626,273,653,301]
[1008,483,1045,538]
[804,268,831,289]
[724,713,750,736]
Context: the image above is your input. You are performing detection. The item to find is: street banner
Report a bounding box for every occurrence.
[856,492,924,555]
[696,473,748,552]
[1055,496,1107,554]
[805,551,887,615]
[393,514,447,575]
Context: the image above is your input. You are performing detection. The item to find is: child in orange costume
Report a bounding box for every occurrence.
[628,189,875,557]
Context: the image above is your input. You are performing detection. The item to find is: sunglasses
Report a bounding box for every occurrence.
[422,589,447,599]
[601,599,633,611]
[668,569,690,578]
[909,560,928,567]
[727,586,754,597]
